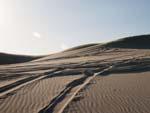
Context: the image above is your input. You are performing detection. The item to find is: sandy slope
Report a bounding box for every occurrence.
[0,75,82,113]
[64,72,150,113]
[0,35,150,113]
[0,49,150,113]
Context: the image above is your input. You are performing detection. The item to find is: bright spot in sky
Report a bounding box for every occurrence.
[60,43,68,50]
[33,32,41,38]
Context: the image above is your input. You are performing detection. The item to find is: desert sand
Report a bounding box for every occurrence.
[0,35,150,113]
[64,72,150,113]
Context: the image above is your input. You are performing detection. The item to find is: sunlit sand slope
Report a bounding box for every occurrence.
[64,72,150,113]
[0,35,150,113]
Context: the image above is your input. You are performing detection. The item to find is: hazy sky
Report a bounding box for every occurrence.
[0,0,150,55]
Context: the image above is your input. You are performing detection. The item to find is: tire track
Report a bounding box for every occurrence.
[58,66,113,113]
[0,69,61,97]
[38,67,113,113]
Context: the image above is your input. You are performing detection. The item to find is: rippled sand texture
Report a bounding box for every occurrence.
[0,44,150,113]
[64,72,150,113]
[0,75,81,113]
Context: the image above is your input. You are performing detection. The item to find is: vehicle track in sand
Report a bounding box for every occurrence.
[38,66,113,113]
[38,55,149,113]
[0,69,61,97]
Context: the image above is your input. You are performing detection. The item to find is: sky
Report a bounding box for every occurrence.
[0,0,150,55]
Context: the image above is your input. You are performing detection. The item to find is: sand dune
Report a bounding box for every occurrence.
[103,34,150,49]
[64,72,150,113]
[0,53,42,65]
[0,75,82,113]
[0,35,150,113]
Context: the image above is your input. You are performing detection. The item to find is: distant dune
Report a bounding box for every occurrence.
[0,53,42,65]
[0,34,150,113]
[66,34,150,51]
[65,43,98,52]
[1,34,150,65]
[62,34,150,53]
[33,34,150,63]
[103,34,150,49]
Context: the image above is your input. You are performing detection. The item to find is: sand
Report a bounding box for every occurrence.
[64,72,150,113]
[0,75,82,113]
[0,46,150,113]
